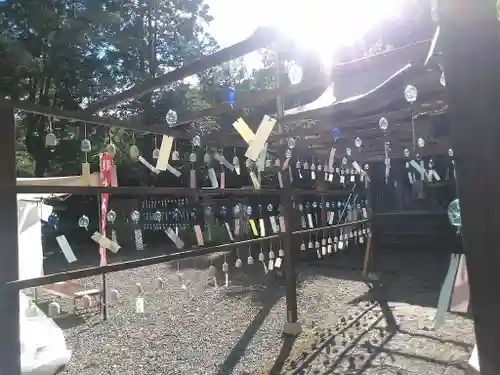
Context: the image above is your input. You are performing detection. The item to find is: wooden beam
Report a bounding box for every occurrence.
[439,1,500,374]
[0,106,20,375]
[177,38,434,141]
[177,73,328,127]
[1,99,247,146]
[2,99,187,137]
[330,38,432,78]
[87,27,280,113]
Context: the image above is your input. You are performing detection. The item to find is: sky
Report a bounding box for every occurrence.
[205,0,408,69]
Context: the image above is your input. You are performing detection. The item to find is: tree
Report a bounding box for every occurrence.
[0,0,218,177]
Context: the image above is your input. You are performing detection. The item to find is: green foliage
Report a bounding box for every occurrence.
[0,0,317,180]
[1,0,220,177]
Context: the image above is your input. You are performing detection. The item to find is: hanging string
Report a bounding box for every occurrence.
[84,123,88,163]
[411,114,416,154]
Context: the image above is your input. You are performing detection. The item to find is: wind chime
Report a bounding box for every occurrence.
[189,135,201,188]
[77,119,91,229]
[401,83,442,192]
[378,117,391,183]
[45,117,58,147]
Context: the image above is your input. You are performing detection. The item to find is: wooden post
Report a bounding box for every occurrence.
[275,48,301,336]
[280,184,301,335]
[439,1,500,373]
[361,234,372,277]
[0,105,21,375]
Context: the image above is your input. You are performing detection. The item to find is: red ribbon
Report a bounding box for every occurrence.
[99,153,116,266]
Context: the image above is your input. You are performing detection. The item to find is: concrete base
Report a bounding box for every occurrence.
[282,322,302,336]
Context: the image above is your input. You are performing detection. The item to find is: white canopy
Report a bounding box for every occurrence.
[16,173,99,279]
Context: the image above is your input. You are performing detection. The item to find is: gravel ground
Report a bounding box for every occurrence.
[32,249,475,375]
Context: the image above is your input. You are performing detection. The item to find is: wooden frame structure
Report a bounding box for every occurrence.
[1,1,499,373]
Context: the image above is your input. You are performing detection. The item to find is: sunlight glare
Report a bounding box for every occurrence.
[260,0,407,68]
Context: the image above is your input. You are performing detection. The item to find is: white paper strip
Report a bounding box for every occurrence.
[352,161,371,182]
[268,259,274,271]
[249,171,261,189]
[138,156,161,174]
[307,213,314,229]
[409,160,426,180]
[408,171,415,184]
[328,211,334,225]
[328,147,336,173]
[166,164,182,177]
[269,216,279,233]
[91,232,121,253]
[56,235,77,263]
[427,169,441,182]
[134,228,144,250]
[256,143,268,172]
[214,153,235,171]
[274,257,282,268]
[277,171,284,188]
[224,222,235,241]
[282,157,291,170]
[245,116,277,161]
[279,216,286,233]
[259,218,266,237]
[155,135,174,171]
[165,227,185,249]
[232,118,255,144]
[208,168,219,188]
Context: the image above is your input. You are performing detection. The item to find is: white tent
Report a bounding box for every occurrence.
[17,173,100,279]
[16,174,100,374]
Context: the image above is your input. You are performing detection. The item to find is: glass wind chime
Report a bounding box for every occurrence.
[288,126,369,187]
[201,201,287,286]
[45,117,58,147]
[378,117,391,183]
[400,84,442,188]
[106,129,117,156]
[166,109,178,127]
[189,135,201,188]
[131,209,144,251]
[75,123,92,231]
[297,195,370,258]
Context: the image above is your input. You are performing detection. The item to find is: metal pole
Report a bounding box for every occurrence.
[0,105,21,375]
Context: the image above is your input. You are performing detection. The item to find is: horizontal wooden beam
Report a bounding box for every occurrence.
[2,37,437,153]
[184,38,434,142]
[267,99,446,153]
[0,99,187,138]
[167,72,329,128]
[86,27,280,113]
